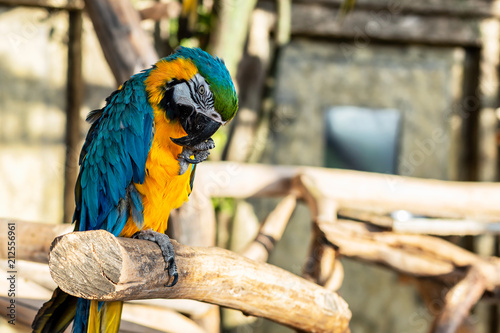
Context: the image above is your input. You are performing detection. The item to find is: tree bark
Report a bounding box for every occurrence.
[49,230,351,333]
[430,266,486,333]
[209,0,258,75]
[84,0,158,85]
[63,9,83,225]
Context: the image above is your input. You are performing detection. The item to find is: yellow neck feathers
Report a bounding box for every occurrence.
[119,59,197,238]
[145,58,198,106]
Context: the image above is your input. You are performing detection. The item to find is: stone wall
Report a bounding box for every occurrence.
[264,39,464,179]
[259,39,466,333]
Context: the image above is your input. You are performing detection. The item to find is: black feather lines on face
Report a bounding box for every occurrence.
[159,78,187,120]
[189,75,214,112]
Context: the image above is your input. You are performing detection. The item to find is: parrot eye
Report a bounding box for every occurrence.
[198,85,205,95]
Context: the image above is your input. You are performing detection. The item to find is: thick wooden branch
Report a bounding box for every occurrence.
[320,219,500,290]
[297,168,500,222]
[49,230,351,333]
[0,219,73,263]
[295,174,341,288]
[197,162,500,222]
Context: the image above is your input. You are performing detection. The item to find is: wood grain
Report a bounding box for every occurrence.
[49,230,351,332]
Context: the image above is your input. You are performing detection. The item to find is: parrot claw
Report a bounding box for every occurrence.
[133,230,178,287]
[177,138,215,175]
[178,159,190,175]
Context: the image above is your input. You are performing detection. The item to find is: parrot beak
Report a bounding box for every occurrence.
[171,107,222,147]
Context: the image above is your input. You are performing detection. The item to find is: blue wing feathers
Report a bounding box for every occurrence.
[129,185,144,229]
[189,164,196,191]
[75,72,153,235]
[75,299,90,332]
[127,133,145,183]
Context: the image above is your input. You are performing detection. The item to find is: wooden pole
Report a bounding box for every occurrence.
[460,47,482,182]
[84,0,158,84]
[222,8,275,162]
[63,9,83,225]
[49,230,351,333]
[209,0,258,75]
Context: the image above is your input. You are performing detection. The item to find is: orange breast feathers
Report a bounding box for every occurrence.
[119,111,193,238]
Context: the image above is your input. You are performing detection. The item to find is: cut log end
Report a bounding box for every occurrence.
[50,230,125,298]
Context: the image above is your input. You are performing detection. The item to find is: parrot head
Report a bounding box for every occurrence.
[145,47,238,147]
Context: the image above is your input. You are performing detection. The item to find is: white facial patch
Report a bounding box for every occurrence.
[172,74,223,124]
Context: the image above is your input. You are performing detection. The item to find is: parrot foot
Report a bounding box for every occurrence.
[177,138,216,175]
[132,230,178,287]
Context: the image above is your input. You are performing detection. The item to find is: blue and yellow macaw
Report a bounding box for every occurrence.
[32,47,238,333]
